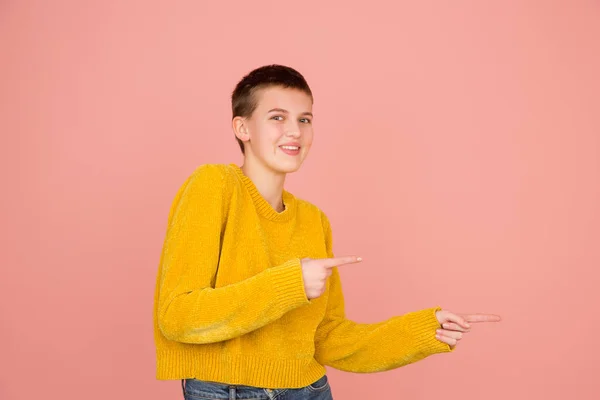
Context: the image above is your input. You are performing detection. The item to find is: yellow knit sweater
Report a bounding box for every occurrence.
[153,163,452,388]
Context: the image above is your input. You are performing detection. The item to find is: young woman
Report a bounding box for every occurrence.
[153,65,501,400]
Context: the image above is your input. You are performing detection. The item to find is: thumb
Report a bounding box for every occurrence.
[445,312,471,329]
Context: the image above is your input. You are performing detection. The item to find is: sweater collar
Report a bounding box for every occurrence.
[229,163,297,222]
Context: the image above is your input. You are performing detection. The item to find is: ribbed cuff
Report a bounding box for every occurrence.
[405,306,454,354]
[268,258,310,313]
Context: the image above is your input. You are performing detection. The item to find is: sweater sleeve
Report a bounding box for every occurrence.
[156,165,310,344]
[313,213,453,373]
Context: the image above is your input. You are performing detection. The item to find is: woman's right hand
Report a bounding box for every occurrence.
[300,256,362,299]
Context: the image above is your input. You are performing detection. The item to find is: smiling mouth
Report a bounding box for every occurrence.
[279,145,301,155]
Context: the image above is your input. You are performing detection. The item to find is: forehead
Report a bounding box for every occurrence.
[254,86,313,112]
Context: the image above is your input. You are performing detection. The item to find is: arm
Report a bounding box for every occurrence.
[156,165,309,344]
[313,214,453,373]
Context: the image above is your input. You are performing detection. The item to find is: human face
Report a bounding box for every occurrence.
[242,86,314,174]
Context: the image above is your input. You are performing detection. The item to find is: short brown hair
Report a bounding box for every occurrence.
[231,65,313,154]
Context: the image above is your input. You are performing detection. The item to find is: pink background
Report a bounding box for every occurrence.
[2,1,599,399]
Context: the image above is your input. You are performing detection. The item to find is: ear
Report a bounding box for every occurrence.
[232,116,250,143]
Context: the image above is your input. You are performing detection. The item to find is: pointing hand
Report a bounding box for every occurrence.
[435,310,502,348]
[300,256,362,299]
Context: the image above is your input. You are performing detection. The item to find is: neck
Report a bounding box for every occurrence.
[241,156,286,212]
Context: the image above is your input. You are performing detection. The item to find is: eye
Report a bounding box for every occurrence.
[300,118,312,124]
[271,115,284,121]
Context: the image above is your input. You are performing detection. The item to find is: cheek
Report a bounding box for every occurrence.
[253,124,283,146]
[263,124,285,140]
[303,129,314,147]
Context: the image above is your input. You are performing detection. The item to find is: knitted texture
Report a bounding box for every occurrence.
[153,163,452,388]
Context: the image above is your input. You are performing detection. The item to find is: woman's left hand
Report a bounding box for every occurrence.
[434,310,501,348]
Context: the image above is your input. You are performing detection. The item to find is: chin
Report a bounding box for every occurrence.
[271,159,303,174]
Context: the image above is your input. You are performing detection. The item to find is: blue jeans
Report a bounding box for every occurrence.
[182,375,334,400]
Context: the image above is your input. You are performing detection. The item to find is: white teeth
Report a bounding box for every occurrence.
[281,146,299,150]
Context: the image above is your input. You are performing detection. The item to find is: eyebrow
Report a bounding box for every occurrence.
[267,108,313,117]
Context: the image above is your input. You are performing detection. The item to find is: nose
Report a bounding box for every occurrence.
[285,126,301,138]
[285,119,302,138]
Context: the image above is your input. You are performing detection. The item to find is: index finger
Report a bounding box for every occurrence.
[462,314,502,323]
[322,256,363,268]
